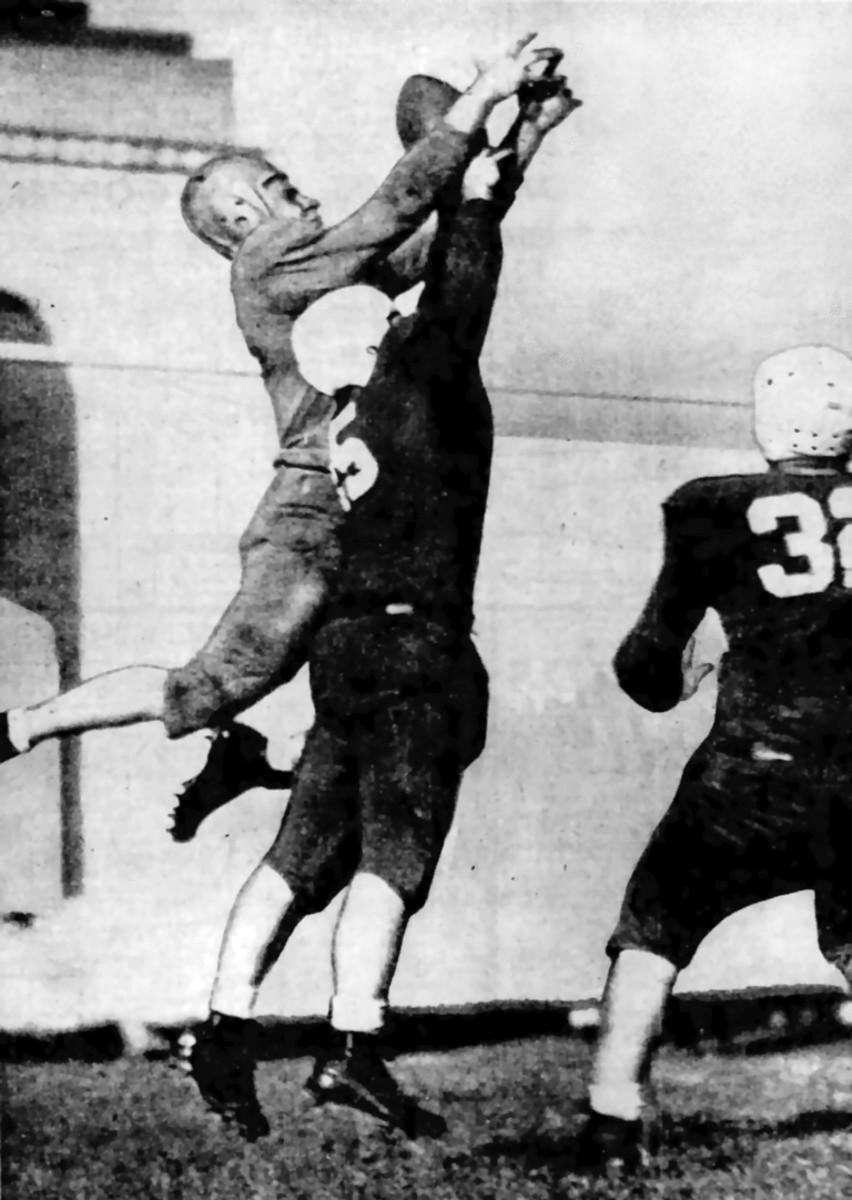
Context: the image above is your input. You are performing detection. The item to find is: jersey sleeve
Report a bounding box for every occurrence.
[257,124,470,313]
[364,217,436,297]
[614,486,710,712]
[406,196,504,377]
[372,144,525,298]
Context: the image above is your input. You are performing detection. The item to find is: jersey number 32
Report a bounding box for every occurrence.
[746,487,852,597]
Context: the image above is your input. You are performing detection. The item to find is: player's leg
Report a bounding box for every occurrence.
[165,467,341,839]
[0,546,322,757]
[578,739,795,1173]
[187,864,301,1143]
[210,722,358,1017]
[161,536,325,844]
[209,864,301,1020]
[323,632,486,1033]
[4,665,169,755]
[329,872,407,1037]
[189,717,358,1138]
[165,467,339,734]
[812,761,852,992]
[0,469,328,752]
[579,845,687,1173]
[589,949,678,1129]
[307,692,463,1136]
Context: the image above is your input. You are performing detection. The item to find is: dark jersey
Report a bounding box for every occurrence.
[229,124,470,469]
[326,198,502,630]
[616,464,852,743]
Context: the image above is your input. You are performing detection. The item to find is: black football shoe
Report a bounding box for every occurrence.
[188,1012,270,1141]
[0,714,21,765]
[574,1110,646,1175]
[168,721,294,843]
[305,1035,446,1139]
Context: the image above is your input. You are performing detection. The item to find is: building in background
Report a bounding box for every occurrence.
[0,1,845,1031]
[0,0,238,166]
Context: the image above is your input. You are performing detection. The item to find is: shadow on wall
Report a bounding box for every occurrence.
[0,290,82,895]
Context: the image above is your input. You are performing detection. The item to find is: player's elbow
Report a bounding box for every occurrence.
[613,635,683,713]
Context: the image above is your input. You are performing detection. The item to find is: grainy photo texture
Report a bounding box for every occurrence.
[4,2,852,1197]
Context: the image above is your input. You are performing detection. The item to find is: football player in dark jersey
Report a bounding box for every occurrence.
[577,345,852,1173]
[0,38,555,839]
[187,89,581,1142]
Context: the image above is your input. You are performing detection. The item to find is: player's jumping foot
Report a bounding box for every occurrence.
[305,1034,446,1139]
[574,1110,646,1175]
[0,714,21,765]
[168,721,294,843]
[188,1012,270,1141]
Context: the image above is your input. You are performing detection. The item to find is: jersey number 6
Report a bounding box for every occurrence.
[328,401,378,512]
[746,488,852,597]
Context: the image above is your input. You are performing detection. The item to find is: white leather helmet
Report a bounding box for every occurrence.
[753,344,852,461]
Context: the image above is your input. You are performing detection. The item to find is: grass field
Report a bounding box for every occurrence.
[6,1036,852,1199]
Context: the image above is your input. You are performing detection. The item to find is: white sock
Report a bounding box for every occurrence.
[208,983,256,1021]
[7,709,32,754]
[588,1081,643,1123]
[330,993,387,1035]
[209,864,294,1020]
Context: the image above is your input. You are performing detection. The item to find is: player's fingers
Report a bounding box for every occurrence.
[532,46,564,73]
[523,45,563,72]
[489,148,514,162]
[508,31,538,57]
[696,663,715,683]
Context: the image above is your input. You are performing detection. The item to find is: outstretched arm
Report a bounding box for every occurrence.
[493,78,582,216]
[377,78,582,296]
[614,499,710,712]
[409,150,509,368]
[259,35,550,310]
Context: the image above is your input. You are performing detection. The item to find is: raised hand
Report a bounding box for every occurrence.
[472,33,564,103]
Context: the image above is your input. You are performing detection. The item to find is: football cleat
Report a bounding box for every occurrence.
[574,1110,646,1175]
[168,721,294,843]
[0,713,21,765]
[305,1036,446,1140]
[188,1012,270,1141]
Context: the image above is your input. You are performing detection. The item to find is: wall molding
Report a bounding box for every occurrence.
[0,124,259,175]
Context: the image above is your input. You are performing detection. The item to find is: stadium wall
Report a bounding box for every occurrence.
[0,351,843,1032]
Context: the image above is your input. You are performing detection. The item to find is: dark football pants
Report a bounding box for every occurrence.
[608,731,852,973]
[264,616,489,914]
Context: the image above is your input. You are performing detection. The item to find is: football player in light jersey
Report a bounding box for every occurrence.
[0,38,558,839]
[577,345,852,1173]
